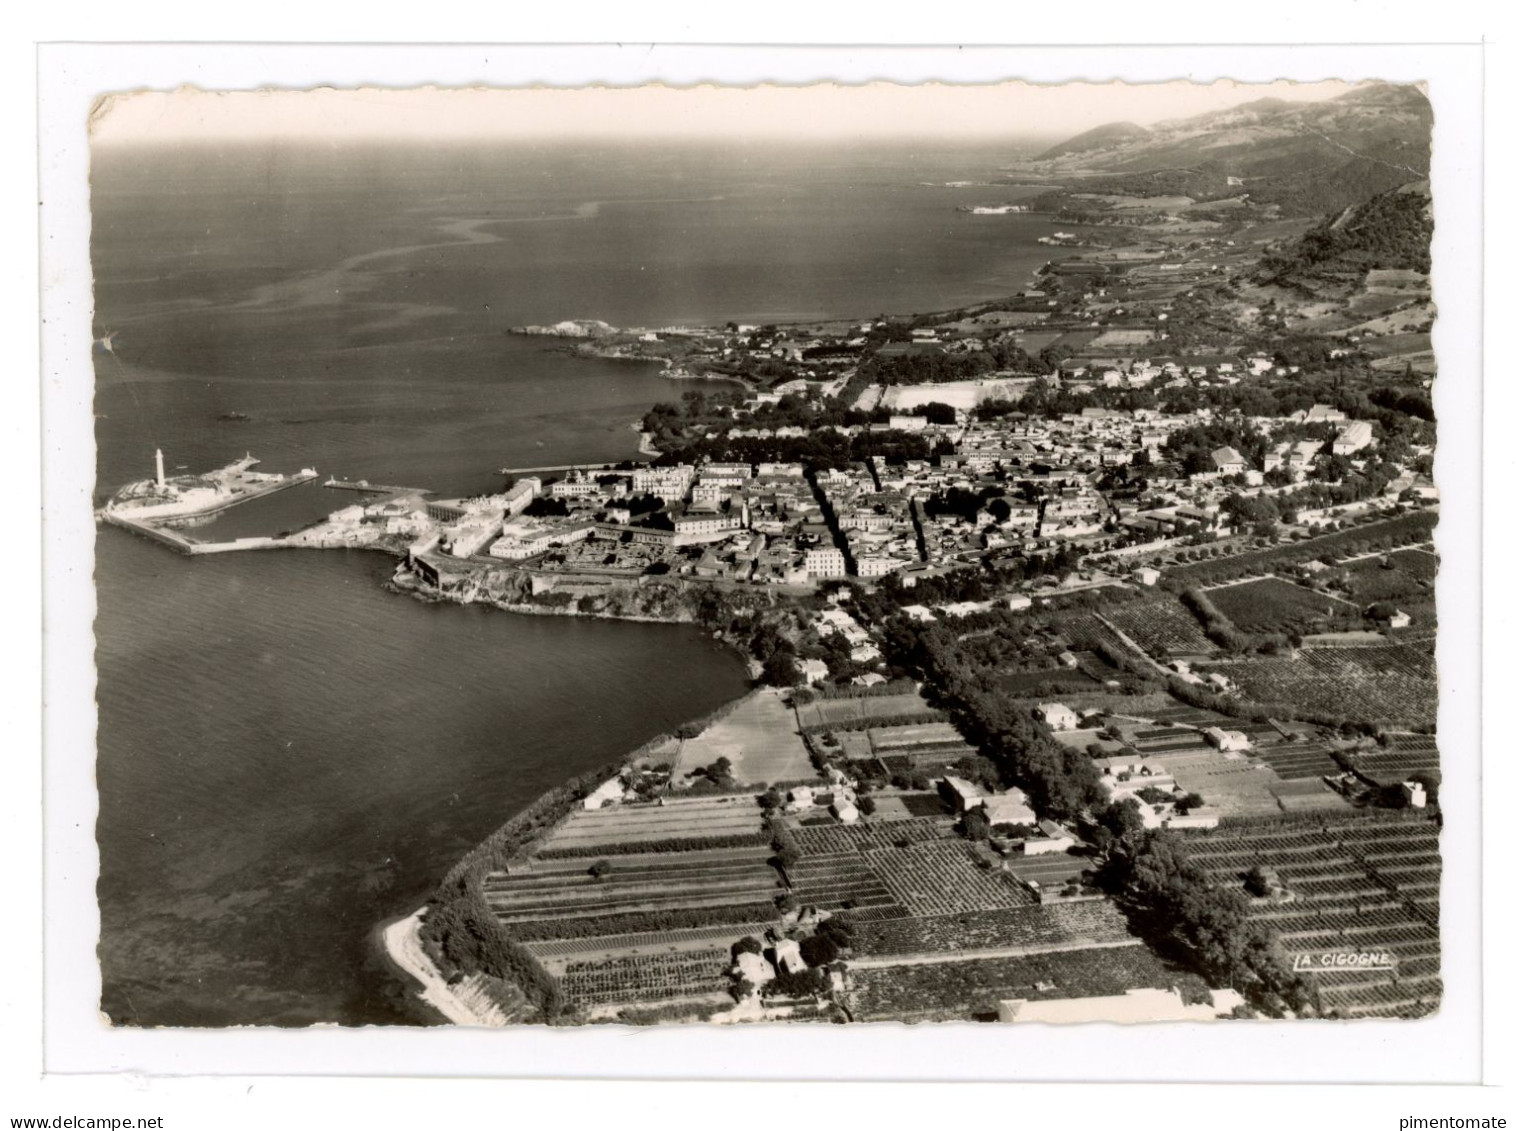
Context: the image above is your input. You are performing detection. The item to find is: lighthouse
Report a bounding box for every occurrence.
[155,448,166,490]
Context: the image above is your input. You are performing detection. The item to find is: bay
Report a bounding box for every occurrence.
[89,137,1053,1025]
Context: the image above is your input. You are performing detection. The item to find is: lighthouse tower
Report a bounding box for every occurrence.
[155,448,166,490]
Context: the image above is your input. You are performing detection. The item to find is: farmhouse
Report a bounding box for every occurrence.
[940,776,985,813]
[733,950,776,988]
[1210,446,1248,475]
[1203,727,1251,753]
[773,938,807,975]
[1037,702,1080,731]
[977,788,1037,828]
[797,658,830,685]
[1023,820,1079,856]
[1333,420,1374,455]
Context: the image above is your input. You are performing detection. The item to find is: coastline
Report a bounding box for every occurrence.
[379,908,510,1028]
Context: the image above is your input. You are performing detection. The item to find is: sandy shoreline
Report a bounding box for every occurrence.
[380,908,509,1028]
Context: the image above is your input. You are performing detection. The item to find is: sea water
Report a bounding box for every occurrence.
[89,138,1057,1025]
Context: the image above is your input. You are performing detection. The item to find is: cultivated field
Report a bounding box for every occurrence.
[869,722,967,751]
[1205,577,1356,632]
[677,688,813,786]
[1101,595,1215,655]
[559,949,733,1008]
[846,944,1209,1023]
[1249,738,1344,781]
[1163,512,1439,587]
[1346,734,1440,789]
[538,796,766,854]
[867,721,978,772]
[1224,643,1437,729]
[866,841,1035,917]
[789,815,958,856]
[1180,814,1442,1018]
[785,851,906,917]
[482,803,790,1015]
[1337,549,1436,605]
[851,900,1135,958]
[796,690,934,729]
[1087,328,1158,349]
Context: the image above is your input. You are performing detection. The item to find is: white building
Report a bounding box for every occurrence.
[1333,420,1374,455]
[977,788,1036,828]
[797,659,829,686]
[1202,727,1250,752]
[805,547,847,579]
[1037,702,1080,731]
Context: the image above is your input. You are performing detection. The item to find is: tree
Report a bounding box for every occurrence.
[799,933,841,967]
[962,806,992,842]
[815,916,855,950]
[1100,797,1147,849]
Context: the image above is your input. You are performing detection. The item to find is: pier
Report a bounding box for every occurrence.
[98,463,324,555]
[99,509,289,556]
[499,461,631,476]
[323,478,427,497]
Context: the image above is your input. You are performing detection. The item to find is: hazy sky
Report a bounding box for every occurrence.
[90,79,1368,146]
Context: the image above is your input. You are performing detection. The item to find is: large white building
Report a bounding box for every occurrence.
[805,547,847,579]
[632,464,696,499]
[1333,420,1374,455]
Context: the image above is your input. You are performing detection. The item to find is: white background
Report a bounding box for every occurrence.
[10,3,1509,1126]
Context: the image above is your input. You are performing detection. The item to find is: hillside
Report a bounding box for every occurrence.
[1023,83,1431,217]
[1036,121,1150,160]
[1256,180,1433,297]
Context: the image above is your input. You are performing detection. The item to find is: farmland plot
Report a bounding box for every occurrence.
[1164,511,1438,587]
[786,852,903,915]
[484,840,784,948]
[1225,644,1437,729]
[1206,578,1356,632]
[1179,814,1441,1018]
[539,796,765,854]
[1338,551,1437,605]
[1102,595,1215,654]
[1250,740,1343,781]
[561,949,733,1007]
[797,691,933,730]
[852,901,1134,958]
[1348,735,1439,788]
[869,722,969,752]
[790,816,957,856]
[866,841,1034,916]
[677,688,813,786]
[847,945,1210,1023]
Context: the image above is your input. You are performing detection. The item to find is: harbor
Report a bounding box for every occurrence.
[99,451,328,555]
